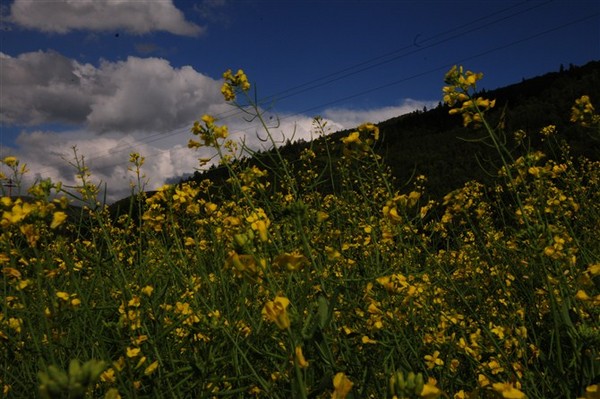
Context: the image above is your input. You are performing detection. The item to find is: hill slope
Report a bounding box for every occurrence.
[111,61,600,214]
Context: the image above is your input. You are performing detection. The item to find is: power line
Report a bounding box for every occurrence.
[35,0,551,174]
[98,9,599,178]
[29,3,597,180]
[257,0,556,105]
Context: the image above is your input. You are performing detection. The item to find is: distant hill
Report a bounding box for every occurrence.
[110,61,600,215]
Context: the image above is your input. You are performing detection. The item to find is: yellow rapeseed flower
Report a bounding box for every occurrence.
[578,384,599,399]
[262,296,290,330]
[586,263,600,276]
[144,360,159,376]
[424,351,444,369]
[126,347,141,358]
[420,378,442,398]
[2,156,18,167]
[491,382,526,399]
[8,317,23,333]
[273,252,308,271]
[341,131,361,145]
[221,69,251,101]
[331,372,353,399]
[295,346,309,368]
[50,211,67,229]
[2,267,21,279]
[56,291,70,301]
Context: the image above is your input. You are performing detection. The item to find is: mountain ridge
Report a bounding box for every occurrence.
[110,60,600,215]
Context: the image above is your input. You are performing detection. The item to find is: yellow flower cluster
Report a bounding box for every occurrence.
[341,122,380,158]
[1,69,598,399]
[570,95,599,127]
[188,114,229,148]
[221,68,251,101]
[262,296,290,330]
[1,195,68,248]
[443,65,496,126]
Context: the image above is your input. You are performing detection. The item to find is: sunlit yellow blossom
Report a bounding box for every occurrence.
[571,95,599,127]
[56,291,70,301]
[325,246,342,261]
[443,66,495,127]
[576,290,591,301]
[490,325,505,340]
[424,351,444,369]
[492,382,526,399]
[254,220,268,241]
[135,356,147,370]
[144,361,159,376]
[579,384,599,399]
[2,267,21,279]
[225,251,265,277]
[478,374,490,388]
[331,372,353,399]
[361,335,377,344]
[587,263,600,276]
[100,368,116,383]
[50,211,67,229]
[221,83,235,101]
[19,223,40,247]
[262,296,291,330]
[539,124,556,137]
[273,252,308,271]
[3,201,35,225]
[201,114,215,125]
[488,359,504,375]
[128,296,141,308]
[126,347,141,358]
[8,317,22,333]
[382,204,402,223]
[204,202,218,214]
[342,131,361,145]
[316,211,329,222]
[221,69,251,101]
[420,377,442,399]
[2,156,18,167]
[295,346,309,368]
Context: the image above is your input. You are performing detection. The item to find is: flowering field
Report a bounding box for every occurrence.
[1,68,599,399]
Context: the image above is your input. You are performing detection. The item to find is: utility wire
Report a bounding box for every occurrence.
[30,4,597,180]
[35,0,552,174]
[98,9,598,179]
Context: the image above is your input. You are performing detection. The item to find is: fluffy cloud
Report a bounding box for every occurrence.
[8,0,202,36]
[1,50,431,203]
[1,113,345,202]
[322,99,436,129]
[6,129,201,203]
[1,50,226,133]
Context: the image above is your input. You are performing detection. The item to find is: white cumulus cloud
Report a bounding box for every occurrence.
[1,113,344,203]
[1,50,434,203]
[1,50,226,133]
[5,129,202,203]
[8,0,202,36]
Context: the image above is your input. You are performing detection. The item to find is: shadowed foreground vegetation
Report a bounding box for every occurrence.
[1,66,599,399]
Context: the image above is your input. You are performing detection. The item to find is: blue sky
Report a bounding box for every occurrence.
[1,0,599,202]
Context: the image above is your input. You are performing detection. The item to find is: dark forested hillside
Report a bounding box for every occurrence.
[111,61,600,214]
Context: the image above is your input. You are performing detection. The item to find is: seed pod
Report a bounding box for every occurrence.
[47,365,69,390]
[414,373,424,396]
